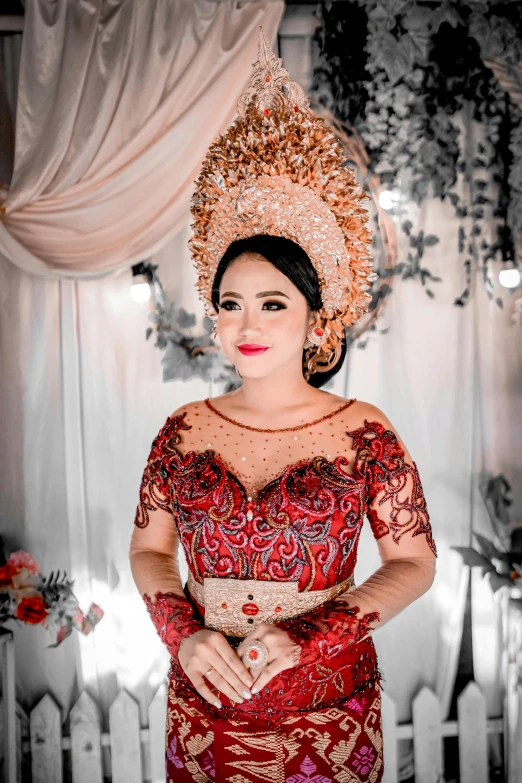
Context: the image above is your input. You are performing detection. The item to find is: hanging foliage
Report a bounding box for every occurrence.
[313,0,522,306]
[139,263,240,390]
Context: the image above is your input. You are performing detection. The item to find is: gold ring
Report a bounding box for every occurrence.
[204,666,214,677]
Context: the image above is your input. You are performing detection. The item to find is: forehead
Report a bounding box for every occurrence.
[221,253,291,288]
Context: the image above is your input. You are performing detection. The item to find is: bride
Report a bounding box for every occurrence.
[129,31,436,783]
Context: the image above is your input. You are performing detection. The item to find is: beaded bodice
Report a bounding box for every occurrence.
[134,397,436,594]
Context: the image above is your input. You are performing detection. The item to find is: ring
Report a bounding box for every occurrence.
[241,640,269,669]
[204,666,214,677]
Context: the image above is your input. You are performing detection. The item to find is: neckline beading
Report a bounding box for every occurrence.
[204,397,356,433]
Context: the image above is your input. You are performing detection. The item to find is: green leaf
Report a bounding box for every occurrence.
[487,571,514,594]
[423,235,439,247]
[177,309,196,329]
[473,533,505,562]
[451,546,495,570]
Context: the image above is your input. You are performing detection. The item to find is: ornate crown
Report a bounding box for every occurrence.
[189,29,375,379]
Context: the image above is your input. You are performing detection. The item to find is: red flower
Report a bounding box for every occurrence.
[15,594,49,625]
[0,563,18,588]
[8,551,40,575]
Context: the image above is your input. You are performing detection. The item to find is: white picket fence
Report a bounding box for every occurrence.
[0,629,508,783]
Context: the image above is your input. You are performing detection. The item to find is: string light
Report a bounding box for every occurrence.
[378,189,399,211]
[130,283,151,302]
[499,267,521,289]
[130,261,156,302]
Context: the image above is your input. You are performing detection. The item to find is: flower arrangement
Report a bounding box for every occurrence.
[0,549,103,647]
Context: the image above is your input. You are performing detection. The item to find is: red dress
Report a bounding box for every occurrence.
[132,399,437,783]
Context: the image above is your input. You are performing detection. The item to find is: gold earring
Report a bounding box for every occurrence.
[305,323,327,347]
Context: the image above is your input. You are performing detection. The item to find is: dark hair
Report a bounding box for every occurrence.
[210,235,347,388]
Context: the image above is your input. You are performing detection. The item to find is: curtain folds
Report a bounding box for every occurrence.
[0,0,284,278]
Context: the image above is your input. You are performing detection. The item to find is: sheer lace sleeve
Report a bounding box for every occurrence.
[279,406,437,666]
[129,411,203,659]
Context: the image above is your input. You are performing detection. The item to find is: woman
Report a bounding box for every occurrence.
[130,31,437,783]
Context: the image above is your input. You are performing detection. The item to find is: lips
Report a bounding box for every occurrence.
[237,345,270,356]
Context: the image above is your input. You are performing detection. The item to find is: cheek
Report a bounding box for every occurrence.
[217,313,237,335]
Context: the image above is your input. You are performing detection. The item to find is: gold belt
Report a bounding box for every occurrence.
[187,572,355,637]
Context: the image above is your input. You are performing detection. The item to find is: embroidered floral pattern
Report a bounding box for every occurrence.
[348,419,437,556]
[278,601,379,668]
[166,737,184,770]
[287,755,333,783]
[134,413,191,529]
[351,745,377,777]
[143,591,202,660]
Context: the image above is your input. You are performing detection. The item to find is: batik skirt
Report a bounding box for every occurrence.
[164,639,384,783]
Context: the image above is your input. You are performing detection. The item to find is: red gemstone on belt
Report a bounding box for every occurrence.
[242,603,259,616]
[248,649,259,660]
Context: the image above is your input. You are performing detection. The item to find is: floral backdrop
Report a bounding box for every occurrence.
[313,0,522,307]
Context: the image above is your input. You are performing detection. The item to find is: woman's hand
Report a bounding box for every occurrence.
[237,623,302,694]
[178,629,254,708]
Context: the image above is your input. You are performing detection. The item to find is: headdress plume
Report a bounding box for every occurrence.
[189,29,375,380]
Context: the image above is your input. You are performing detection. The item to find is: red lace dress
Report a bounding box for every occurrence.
[130,398,437,783]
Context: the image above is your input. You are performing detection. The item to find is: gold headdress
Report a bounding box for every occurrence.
[189,29,375,380]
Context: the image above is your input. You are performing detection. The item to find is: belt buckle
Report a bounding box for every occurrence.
[203,578,298,637]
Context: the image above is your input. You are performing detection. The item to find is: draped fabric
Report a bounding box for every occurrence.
[0,6,520,743]
[0,0,283,277]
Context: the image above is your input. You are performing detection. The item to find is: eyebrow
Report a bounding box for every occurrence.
[220,290,290,300]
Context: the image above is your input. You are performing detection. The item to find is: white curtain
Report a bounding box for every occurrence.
[3,205,520,728]
[0,0,283,277]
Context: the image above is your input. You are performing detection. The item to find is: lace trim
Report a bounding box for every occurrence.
[143,591,203,660]
[278,601,380,668]
[348,419,438,557]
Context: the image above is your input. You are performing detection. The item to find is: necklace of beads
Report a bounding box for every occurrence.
[204,397,356,433]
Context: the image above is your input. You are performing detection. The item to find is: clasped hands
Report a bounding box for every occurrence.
[178,623,301,708]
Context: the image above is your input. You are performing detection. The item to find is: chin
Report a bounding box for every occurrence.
[236,365,271,379]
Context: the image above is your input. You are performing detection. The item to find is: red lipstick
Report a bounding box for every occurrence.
[237,344,270,356]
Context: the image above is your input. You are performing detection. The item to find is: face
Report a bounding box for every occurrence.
[216,253,316,379]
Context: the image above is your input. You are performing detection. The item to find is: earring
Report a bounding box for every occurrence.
[211,324,218,340]
[305,323,327,348]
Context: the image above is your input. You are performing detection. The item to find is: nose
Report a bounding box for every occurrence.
[238,308,263,338]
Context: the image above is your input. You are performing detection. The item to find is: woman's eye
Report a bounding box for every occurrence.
[219,300,286,311]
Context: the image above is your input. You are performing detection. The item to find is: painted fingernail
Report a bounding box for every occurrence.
[234,696,244,704]
[214,700,222,709]
[242,690,252,699]
[251,686,258,695]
